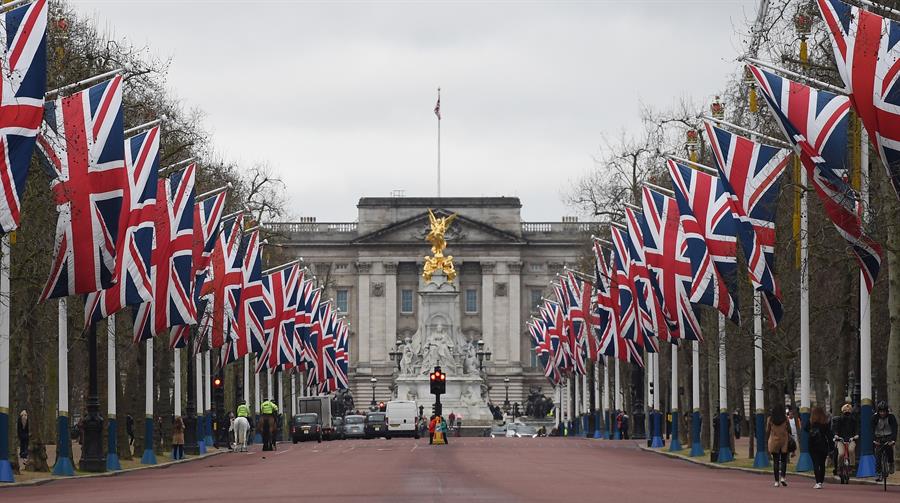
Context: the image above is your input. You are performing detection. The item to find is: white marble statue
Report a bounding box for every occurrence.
[399,343,416,376]
[463,342,479,375]
[421,322,458,374]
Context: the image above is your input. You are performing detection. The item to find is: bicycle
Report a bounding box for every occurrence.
[874,437,895,491]
[835,436,857,485]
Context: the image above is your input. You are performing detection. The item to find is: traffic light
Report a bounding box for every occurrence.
[378,401,386,412]
[212,376,223,388]
[429,366,446,395]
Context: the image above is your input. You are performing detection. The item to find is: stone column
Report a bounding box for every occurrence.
[507,262,522,365]
[356,261,372,365]
[384,262,398,362]
[480,262,496,358]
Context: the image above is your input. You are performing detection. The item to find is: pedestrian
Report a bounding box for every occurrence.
[448,411,456,430]
[831,403,858,475]
[428,415,437,445]
[172,416,185,460]
[621,413,630,439]
[126,414,135,450]
[157,415,165,452]
[733,409,742,440]
[805,406,833,489]
[16,410,28,460]
[872,401,897,482]
[440,416,449,445]
[767,406,791,487]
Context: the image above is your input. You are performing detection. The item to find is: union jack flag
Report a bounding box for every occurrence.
[749,64,883,291]
[667,159,740,324]
[624,208,675,342]
[170,190,227,349]
[561,273,589,374]
[294,278,319,373]
[37,75,126,300]
[818,0,900,199]
[530,318,561,384]
[592,240,618,359]
[537,304,565,382]
[84,127,159,327]
[133,164,195,342]
[333,317,350,390]
[610,225,657,353]
[223,229,268,365]
[305,301,337,390]
[548,291,572,373]
[199,213,244,348]
[0,0,46,233]
[596,243,643,366]
[705,121,789,327]
[256,263,300,373]
[640,187,703,341]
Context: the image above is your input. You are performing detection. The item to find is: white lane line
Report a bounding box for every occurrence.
[410,444,417,452]
[274,447,293,456]
[341,446,356,453]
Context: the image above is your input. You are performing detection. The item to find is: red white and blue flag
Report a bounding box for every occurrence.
[333,317,350,390]
[294,277,319,372]
[84,126,158,326]
[596,242,643,366]
[223,229,268,365]
[705,121,789,326]
[591,240,618,359]
[306,301,337,390]
[749,64,882,291]
[610,225,657,353]
[667,159,741,324]
[562,272,590,374]
[37,75,126,300]
[0,0,46,233]
[133,164,195,342]
[817,0,900,199]
[624,208,675,342]
[170,190,227,349]
[256,263,300,373]
[530,318,561,385]
[199,213,244,348]
[538,303,566,381]
[640,187,702,341]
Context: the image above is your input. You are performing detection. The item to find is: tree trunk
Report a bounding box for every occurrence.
[886,195,900,462]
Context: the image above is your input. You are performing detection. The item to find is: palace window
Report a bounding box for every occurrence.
[400,289,414,314]
[336,289,349,313]
[530,288,543,309]
[465,288,478,314]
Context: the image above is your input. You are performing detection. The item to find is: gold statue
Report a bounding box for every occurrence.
[423,209,458,282]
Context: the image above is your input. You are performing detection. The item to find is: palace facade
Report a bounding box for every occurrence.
[268,197,590,408]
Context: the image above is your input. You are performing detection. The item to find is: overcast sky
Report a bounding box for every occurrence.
[72,0,758,222]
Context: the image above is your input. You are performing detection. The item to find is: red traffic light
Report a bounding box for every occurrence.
[213,377,222,387]
[439,373,445,381]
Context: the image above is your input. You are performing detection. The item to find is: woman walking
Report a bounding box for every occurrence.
[767,406,790,487]
[805,406,833,489]
[171,416,185,460]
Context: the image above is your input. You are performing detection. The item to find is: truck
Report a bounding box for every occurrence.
[297,396,336,440]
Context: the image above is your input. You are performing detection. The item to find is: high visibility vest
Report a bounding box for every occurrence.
[261,401,276,414]
[237,404,251,417]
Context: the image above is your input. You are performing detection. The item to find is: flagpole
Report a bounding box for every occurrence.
[716,314,733,462]
[614,358,622,439]
[857,127,876,477]
[106,315,121,470]
[253,355,262,444]
[436,87,441,198]
[593,362,602,438]
[690,340,703,456]
[752,293,768,467]
[204,351,213,446]
[602,357,610,439]
[141,339,157,464]
[669,344,681,451]
[243,354,250,410]
[794,150,813,472]
[0,235,10,483]
[195,352,206,453]
[52,298,74,475]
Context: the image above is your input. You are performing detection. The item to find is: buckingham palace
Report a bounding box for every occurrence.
[268,196,589,408]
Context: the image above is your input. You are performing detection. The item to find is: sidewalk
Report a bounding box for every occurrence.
[3,442,226,488]
[639,436,897,487]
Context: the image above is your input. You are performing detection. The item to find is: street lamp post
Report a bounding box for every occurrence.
[388,339,403,371]
[476,339,492,372]
[503,377,510,415]
[370,377,377,407]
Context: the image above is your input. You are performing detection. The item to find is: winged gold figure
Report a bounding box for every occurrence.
[423,209,458,282]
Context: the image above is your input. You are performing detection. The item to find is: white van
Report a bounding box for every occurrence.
[385,400,420,438]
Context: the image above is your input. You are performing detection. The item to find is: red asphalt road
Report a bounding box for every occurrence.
[1,437,893,502]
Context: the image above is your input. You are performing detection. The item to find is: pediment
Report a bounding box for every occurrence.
[352,209,524,246]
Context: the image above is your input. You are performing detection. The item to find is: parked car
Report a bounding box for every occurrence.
[343,415,366,439]
[365,412,390,439]
[329,416,344,440]
[291,413,322,443]
[490,423,538,438]
[489,424,507,438]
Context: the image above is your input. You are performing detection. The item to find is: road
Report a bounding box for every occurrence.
[2,437,892,502]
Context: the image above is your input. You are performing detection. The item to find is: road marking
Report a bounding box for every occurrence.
[377,448,393,451]
[410,444,417,452]
[341,446,356,453]
[275,447,293,456]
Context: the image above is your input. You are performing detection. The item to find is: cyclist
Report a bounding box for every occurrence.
[872,401,897,482]
[832,403,858,476]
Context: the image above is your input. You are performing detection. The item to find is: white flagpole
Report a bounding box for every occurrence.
[290,373,296,417]
[602,357,610,437]
[796,153,813,472]
[0,235,10,482]
[141,339,156,464]
[670,344,680,451]
[752,293,767,467]
[573,373,581,426]
[174,348,182,417]
[51,298,74,475]
[204,351,212,445]
[593,362,601,438]
[690,340,702,456]
[107,315,121,470]
[717,313,733,461]
[857,128,876,477]
[243,354,250,408]
[195,352,204,451]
